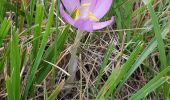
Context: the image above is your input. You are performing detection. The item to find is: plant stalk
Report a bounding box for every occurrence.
[67,29,83,83]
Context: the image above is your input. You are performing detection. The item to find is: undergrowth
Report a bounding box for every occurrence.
[0,0,170,99]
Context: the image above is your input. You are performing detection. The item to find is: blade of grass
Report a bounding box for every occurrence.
[116,26,169,92]
[9,31,21,100]
[96,42,143,99]
[32,3,44,59]
[0,0,6,22]
[0,18,11,71]
[167,52,170,66]
[35,25,70,84]
[110,0,123,40]
[22,0,55,99]
[144,0,167,70]
[43,60,70,76]
[95,40,115,88]
[130,66,170,100]
[29,0,36,25]
[0,44,10,72]
[143,1,168,98]
[130,77,168,100]
[48,80,65,100]
[0,18,11,46]
[5,76,13,100]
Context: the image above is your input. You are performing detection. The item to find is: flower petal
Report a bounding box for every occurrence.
[74,19,93,32]
[81,0,97,11]
[61,0,80,13]
[93,0,112,20]
[60,4,75,25]
[93,16,114,30]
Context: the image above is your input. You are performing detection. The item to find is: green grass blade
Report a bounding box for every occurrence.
[0,18,11,46]
[22,1,55,99]
[0,0,6,22]
[143,1,168,98]
[96,42,143,99]
[5,76,13,100]
[35,25,70,84]
[48,80,65,100]
[32,3,44,59]
[117,27,169,91]
[29,0,36,25]
[144,1,167,70]
[130,77,168,100]
[130,66,170,100]
[95,40,115,88]
[0,44,10,72]
[167,52,170,66]
[10,31,21,100]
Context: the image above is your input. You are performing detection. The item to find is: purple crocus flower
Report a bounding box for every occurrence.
[60,0,114,32]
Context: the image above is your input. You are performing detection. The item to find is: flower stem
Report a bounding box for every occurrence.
[67,29,83,83]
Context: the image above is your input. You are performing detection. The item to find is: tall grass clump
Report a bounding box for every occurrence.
[0,0,170,99]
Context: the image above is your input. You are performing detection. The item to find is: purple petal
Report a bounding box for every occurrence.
[60,4,75,26]
[93,16,114,30]
[61,0,80,14]
[93,0,113,20]
[74,19,93,32]
[81,0,97,11]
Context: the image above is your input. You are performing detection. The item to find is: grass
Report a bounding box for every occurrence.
[22,0,54,99]
[0,0,170,99]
